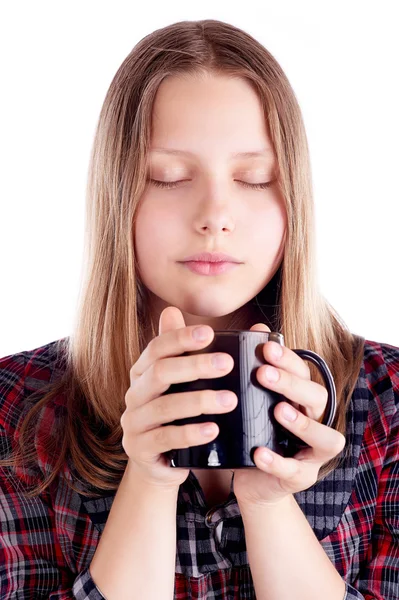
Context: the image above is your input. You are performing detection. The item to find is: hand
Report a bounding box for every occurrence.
[233,323,346,508]
[121,306,237,490]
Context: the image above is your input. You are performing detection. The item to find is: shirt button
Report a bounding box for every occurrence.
[205,507,217,526]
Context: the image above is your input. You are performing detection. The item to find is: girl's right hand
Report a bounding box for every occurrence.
[120,306,238,489]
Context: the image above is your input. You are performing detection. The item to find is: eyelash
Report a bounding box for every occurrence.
[149,179,274,191]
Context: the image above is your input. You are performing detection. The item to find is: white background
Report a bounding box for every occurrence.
[1,0,398,358]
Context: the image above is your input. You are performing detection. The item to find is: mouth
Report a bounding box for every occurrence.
[177,251,243,276]
[180,251,242,263]
[179,260,241,276]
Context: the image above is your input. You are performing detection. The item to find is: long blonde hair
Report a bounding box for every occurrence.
[0,19,364,498]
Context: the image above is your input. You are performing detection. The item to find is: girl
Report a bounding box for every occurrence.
[0,19,398,600]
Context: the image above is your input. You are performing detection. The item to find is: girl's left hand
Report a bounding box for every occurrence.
[233,323,346,508]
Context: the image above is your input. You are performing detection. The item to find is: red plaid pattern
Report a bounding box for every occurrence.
[0,338,398,599]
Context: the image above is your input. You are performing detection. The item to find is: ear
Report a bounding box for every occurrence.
[158,306,186,336]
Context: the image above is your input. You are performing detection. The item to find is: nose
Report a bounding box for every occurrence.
[193,179,236,235]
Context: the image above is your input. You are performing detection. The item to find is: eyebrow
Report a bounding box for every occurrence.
[150,147,273,159]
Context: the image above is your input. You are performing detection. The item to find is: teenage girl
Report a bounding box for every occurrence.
[0,19,398,600]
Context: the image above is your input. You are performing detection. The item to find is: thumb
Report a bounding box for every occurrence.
[249,323,271,333]
[159,306,186,336]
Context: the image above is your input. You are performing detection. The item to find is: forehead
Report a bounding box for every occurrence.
[149,73,273,154]
[150,147,274,161]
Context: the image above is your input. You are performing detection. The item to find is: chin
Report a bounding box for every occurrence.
[178,298,243,320]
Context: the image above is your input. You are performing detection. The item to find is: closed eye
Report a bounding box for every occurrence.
[239,181,274,191]
[148,179,274,191]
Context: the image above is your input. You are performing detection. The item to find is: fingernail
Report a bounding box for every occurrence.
[265,365,279,382]
[217,391,235,406]
[201,424,216,436]
[193,326,209,341]
[283,404,297,421]
[212,354,229,369]
[270,341,283,359]
[260,449,273,464]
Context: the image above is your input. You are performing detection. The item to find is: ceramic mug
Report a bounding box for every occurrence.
[163,330,336,468]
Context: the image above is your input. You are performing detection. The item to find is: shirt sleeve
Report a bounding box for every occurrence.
[0,462,109,600]
[0,352,107,599]
[344,382,399,599]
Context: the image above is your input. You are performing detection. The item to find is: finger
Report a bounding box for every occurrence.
[250,323,308,411]
[274,402,346,462]
[257,366,328,421]
[159,306,186,336]
[249,323,304,413]
[138,421,220,459]
[252,447,320,493]
[130,322,215,384]
[262,342,311,381]
[249,323,271,333]
[130,349,233,406]
[129,305,188,385]
[130,388,237,432]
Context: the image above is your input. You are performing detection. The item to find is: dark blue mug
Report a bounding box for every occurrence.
[163,330,336,469]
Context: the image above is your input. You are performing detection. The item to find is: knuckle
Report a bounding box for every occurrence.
[320,385,329,404]
[124,387,132,407]
[146,337,158,362]
[183,326,194,346]
[306,470,319,489]
[153,425,167,446]
[286,461,301,481]
[298,413,311,433]
[121,429,136,453]
[120,409,133,433]
[154,396,171,421]
[334,433,346,453]
[120,409,130,429]
[121,433,129,455]
[180,426,194,448]
[284,371,295,396]
[197,353,212,375]
[315,386,329,417]
[199,389,213,411]
[151,360,166,384]
[129,363,139,381]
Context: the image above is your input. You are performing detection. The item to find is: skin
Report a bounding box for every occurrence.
[123,71,347,599]
[130,71,345,506]
[134,71,287,330]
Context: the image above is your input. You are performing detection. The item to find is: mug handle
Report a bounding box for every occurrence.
[291,349,337,427]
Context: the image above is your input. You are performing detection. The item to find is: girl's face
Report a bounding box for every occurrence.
[135,72,287,328]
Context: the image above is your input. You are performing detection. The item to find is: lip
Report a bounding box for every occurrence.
[181,261,239,276]
[180,252,242,263]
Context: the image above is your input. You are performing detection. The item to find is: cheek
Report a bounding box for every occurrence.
[134,199,180,263]
[249,200,286,249]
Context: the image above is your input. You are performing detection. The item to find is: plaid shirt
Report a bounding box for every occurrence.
[0,337,398,599]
